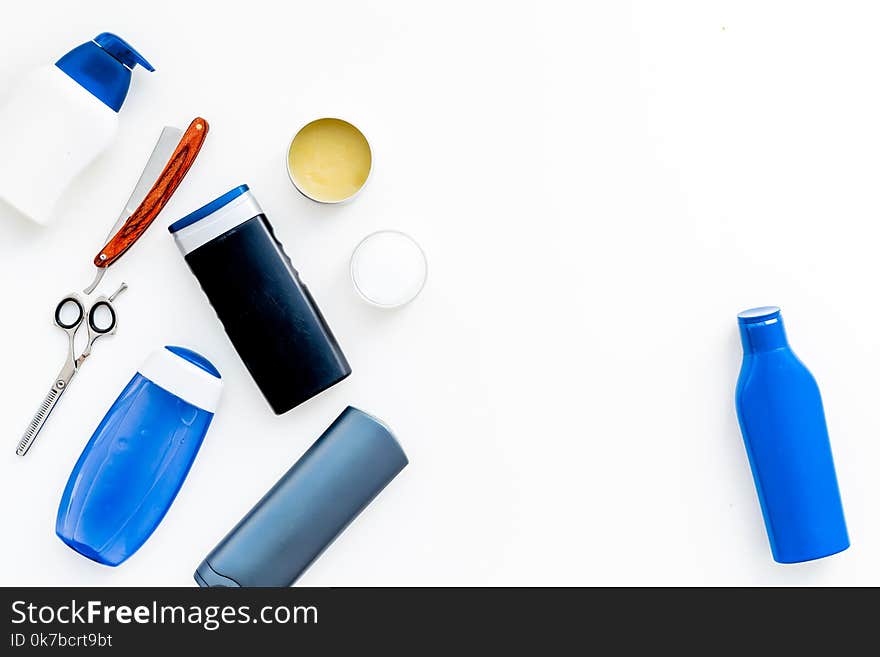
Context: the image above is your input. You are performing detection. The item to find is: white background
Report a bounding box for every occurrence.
[0,1,877,586]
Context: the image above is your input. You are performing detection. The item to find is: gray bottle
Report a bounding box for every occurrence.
[194,406,408,587]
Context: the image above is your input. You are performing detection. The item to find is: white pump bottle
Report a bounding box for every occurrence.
[0,33,153,225]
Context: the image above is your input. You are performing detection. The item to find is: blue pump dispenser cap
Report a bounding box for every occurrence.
[56,33,154,112]
[93,33,154,72]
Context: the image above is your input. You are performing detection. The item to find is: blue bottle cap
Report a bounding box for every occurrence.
[165,346,221,378]
[737,306,781,324]
[738,306,788,353]
[55,33,154,112]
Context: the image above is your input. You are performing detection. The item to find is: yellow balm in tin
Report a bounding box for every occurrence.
[287,118,372,203]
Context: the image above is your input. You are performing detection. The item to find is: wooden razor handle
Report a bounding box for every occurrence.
[93,117,210,268]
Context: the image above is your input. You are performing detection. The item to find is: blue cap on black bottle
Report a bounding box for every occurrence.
[55,33,154,112]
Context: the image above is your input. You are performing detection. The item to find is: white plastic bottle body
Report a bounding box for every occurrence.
[0,66,117,225]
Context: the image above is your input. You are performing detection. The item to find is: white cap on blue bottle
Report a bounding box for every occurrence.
[138,346,223,413]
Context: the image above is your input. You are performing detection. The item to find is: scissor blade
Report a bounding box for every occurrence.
[104,126,184,241]
[16,366,74,456]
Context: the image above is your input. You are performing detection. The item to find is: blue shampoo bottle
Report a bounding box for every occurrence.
[56,346,222,566]
[735,307,848,563]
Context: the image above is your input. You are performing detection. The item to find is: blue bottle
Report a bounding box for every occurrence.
[735,306,849,563]
[56,346,222,566]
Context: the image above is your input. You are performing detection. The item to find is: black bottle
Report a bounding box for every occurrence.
[169,185,350,414]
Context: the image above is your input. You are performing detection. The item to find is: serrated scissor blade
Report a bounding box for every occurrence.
[16,361,76,456]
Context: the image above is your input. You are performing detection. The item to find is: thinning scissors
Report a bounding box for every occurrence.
[16,285,127,456]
